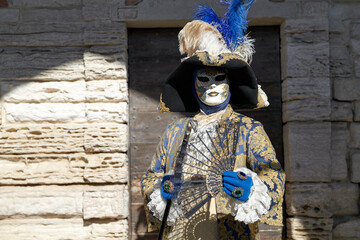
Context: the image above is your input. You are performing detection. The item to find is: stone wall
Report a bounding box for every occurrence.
[0,0,129,239]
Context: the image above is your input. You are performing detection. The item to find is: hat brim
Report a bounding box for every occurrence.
[161,52,259,112]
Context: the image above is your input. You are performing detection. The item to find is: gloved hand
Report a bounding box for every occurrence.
[222,170,253,201]
[161,175,175,200]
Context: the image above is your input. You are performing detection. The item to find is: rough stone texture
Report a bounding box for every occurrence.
[355,57,360,77]
[331,101,353,122]
[301,1,328,17]
[351,39,360,55]
[355,101,360,121]
[284,122,331,182]
[0,153,128,185]
[0,23,84,47]
[331,123,348,181]
[84,21,127,46]
[286,183,332,218]
[349,123,360,148]
[0,185,128,219]
[282,77,331,102]
[1,80,86,103]
[333,218,360,240]
[4,103,87,123]
[86,80,128,102]
[22,9,83,23]
[334,78,360,101]
[10,0,82,8]
[84,185,129,220]
[82,0,125,22]
[84,46,127,80]
[351,153,360,183]
[86,102,128,123]
[0,47,85,81]
[0,124,128,154]
[0,217,128,240]
[283,98,331,121]
[84,124,128,153]
[0,9,19,23]
[331,182,359,216]
[330,44,353,77]
[287,217,333,240]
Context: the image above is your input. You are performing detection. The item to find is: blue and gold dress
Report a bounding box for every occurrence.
[141,106,285,240]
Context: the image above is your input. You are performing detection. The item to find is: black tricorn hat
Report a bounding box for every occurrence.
[159,51,267,113]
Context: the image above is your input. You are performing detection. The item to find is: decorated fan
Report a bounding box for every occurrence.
[173,121,240,219]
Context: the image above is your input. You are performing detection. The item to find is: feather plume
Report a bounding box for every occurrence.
[221,0,256,51]
[194,5,222,28]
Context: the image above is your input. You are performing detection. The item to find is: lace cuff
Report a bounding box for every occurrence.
[147,176,183,226]
[225,168,271,224]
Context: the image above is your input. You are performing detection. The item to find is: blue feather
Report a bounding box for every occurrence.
[194,5,222,30]
[221,0,256,50]
[193,0,256,51]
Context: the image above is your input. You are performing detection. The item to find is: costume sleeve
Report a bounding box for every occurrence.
[141,126,169,232]
[247,122,285,226]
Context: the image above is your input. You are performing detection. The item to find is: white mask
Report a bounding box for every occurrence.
[195,68,229,106]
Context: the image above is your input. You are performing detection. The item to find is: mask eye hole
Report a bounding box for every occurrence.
[197,77,209,82]
[215,75,226,81]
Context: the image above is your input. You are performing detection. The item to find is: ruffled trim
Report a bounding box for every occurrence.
[225,168,271,224]
[148,177,184,226]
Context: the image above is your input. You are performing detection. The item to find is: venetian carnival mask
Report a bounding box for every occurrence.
[195,67,230,106]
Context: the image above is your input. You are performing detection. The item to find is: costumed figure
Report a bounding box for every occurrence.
[141,0,285,239]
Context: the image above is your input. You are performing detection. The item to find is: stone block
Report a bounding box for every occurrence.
[330,45,353,77]
[84,123,128,153]
[0,153,128,185]
[83,185,129,219]
[0,9,19,23]
[0,123,127,154]
[84,21,126,46]
[286,183,332,217]
[0,124,85,154]
[86,102,128,123]
[282,18,329,34]
[0,186,83,217]
[351,21,360,37]
[334,78,360,101]
[331,123,348,181]
[283,98,331,121]
[0,47,85,81]
[22,9,83,23]
[1,80,86,103]
[284,122,331,182]
[287,217,333,240]
[4,103,86,123]
[331,182,359,216]
[0,218,89,240]
[282,77,330,102]
[86,80,128,102]
[281,42,329,78]
[301,1,328,17]
[10,0,82,8]
[0,23,84,47]
[114,7,138,20]
[355,57,360,77]
[355,101,360,121]
[84,46,127,80]
[351,153,360,183]
[349,123,360,148]
[333,218,360,239]
[0,218,128,240]
[82,6,111,21]
[351,39,360,55]
[331,101,353,122]
[330,2,360,19]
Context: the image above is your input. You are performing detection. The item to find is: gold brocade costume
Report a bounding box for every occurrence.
[141,106,285,239]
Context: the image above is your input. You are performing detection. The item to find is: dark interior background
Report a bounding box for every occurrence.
[128,27,283,240]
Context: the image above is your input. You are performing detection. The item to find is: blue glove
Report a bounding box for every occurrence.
[161,175,175,200]
[222,171,253,201]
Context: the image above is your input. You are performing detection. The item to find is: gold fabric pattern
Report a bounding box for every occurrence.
[141,106,285,238]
